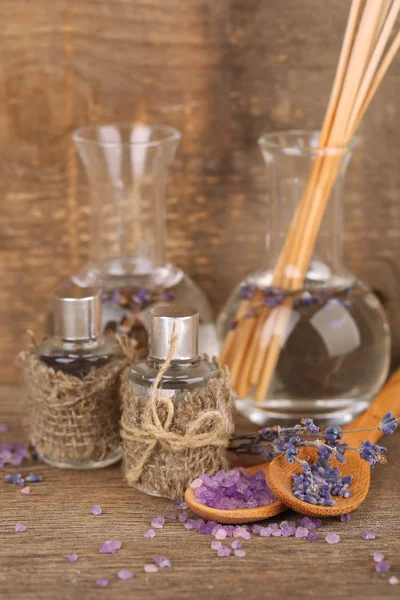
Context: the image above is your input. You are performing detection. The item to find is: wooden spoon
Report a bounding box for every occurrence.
[185,369,400,523]
[266,368,400,517]
[184,463,287,524]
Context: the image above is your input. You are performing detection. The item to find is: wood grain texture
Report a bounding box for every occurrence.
[0,385,399,600]
[1,0,400,383]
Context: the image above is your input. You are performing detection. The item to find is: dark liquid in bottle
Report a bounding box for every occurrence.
[39,354,113,379]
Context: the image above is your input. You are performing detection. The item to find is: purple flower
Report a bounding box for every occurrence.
[378,412,398,435]
[239,285,257,300]
[359,441,387,467]
[323,426,343,444]
[285,442,300,464]
[302,418,320,435]
[91,505,102,516]
[67,553,79,563]
[118,569,134,580]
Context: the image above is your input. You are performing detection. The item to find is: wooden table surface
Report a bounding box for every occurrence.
[1,385,399,600]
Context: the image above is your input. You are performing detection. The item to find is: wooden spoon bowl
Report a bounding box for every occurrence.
[184,463,287,524]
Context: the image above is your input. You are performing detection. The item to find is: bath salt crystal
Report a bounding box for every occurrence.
[389,576,399,585]
[214,528,227,540]
[154,555,172,568]
[67,553,79,563]
[178,511,188,523]
[341,514,351,523]
[91,505,102,516]
[118,569,134,580]
[295,527,308,539]
[259,527,272,537]
[325,533,340,545]
[234,549,246,557]
[164,513,176,520]
[231,540,242,550]
[144,529,156,539]
[15,523,26,533]
[21,487,30,494]
[217,545,231,557]
[361,531,375,540]
[373,552,384,563]
[99,539,122,554]
[307,531,318,542]
[211,541,222,550]
[376,561,391,573]
[144,564,158,573]
[151,516,165,529]
[190,478,203,489]
[96,578,109,587]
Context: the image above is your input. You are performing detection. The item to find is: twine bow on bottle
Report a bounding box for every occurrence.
[120,332,233,487]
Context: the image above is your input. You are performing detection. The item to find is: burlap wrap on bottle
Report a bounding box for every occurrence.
[19,341,135,465]
[120,362,234,499]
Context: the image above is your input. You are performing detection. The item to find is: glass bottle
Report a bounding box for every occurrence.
[217,130,390,426]
[128,304,219,496]
[69,124,217,355]
[38,284,123,468]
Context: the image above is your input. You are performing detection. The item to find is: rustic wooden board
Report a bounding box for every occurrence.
[1,0,400,383]
[0,385,399,599]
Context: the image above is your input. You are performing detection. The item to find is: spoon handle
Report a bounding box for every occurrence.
[342,368,400,445]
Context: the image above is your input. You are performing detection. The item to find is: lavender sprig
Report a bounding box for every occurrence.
[229,414,398,506]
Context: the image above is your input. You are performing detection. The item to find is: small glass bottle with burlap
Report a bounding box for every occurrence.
[20,284,135,469]
[121,304,234,499]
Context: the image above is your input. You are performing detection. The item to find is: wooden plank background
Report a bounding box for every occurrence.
[1,0,400,383]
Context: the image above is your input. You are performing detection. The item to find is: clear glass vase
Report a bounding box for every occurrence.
[217,130,390,426]
[63,124,216,354]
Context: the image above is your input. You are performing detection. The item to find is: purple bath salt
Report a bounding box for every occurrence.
[118,569,134,580]
[307,531,318,542]
[178,511,188,523]
[389,576,399,585]
[193,468,276,510]
[259,527,272,537]
[325,533,340,545]
[341,514,351,524]
[376,561,391,573]
[299,517,316,530]
[99,539,121,554]
[252,524,262,534]
[231,540,242,550]
[15,523,26,533]
[214,527,227,540]
[154,555,172,568]
[373,552,384,563]
[361,531,376,540]
[234,549,246,557]
[190,478,203,489]
[144,564,158,573]
[233,526,251,540]
[151,516,165,529]
[144,529,156,539]
[164,513,177,520]
[67,553,79,563]
[295,527,308,539]
[91,505,102,516]
[96,578,109,587]
[217,545,231,557]
[211,541,222,550]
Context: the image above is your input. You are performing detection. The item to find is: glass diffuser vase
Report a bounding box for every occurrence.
[69,124,216,354]
[217,130,390,426]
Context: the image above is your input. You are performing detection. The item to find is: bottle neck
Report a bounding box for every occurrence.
[53,336,101,352]
[74,125,180,284]
[259,132,354,282]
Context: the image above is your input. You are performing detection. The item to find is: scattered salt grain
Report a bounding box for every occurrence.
[91,505,102,516]
[178,512,188,523]
[151,516,165,529]
[259,527,272,537]
[325,533,340,545]
[99,540,122,554]
[341,514,351,523]
[233,526,251,540]
[389,576,399,585]
[144,529,156,539]
[118,569,134,580]
[144,564,158,573]
[214,527,227,540]
[211,541,222,550]
[154,555,172,568]
[299,517,316,530]
[67,553,79,563]
[252,524,262,534]
[234,549,246,557]
[177,501,188,510]
[217,545,231,557]
[373,552,384,563]
[96,578,109,587]
[21,487,30,494]
[307,531,318,542]
[376,561,391,573]
[231,540,242,550]
[190,478,203,489]
[313,519,323,529]
[15,523,26,533]
[361,531,376,540]
[164,513,177,520]
[295,527,308,539]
